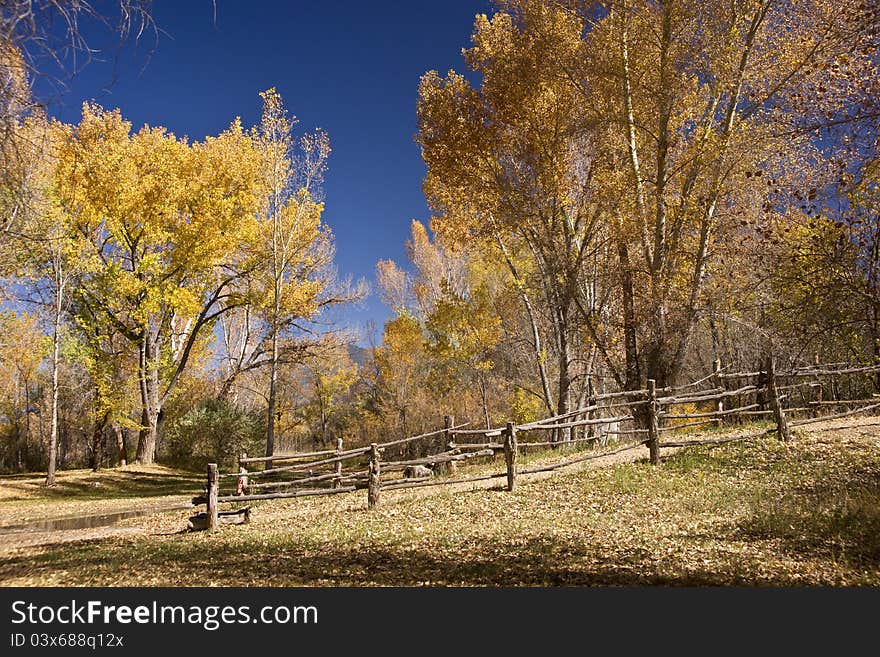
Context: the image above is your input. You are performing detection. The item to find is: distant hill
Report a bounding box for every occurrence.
[348,344,371,367]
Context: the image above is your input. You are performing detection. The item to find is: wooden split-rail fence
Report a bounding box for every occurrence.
[192,357,880,530]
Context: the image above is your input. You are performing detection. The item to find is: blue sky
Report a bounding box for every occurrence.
[40,0,491,343]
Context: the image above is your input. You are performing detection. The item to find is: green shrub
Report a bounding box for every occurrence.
[160,399,265,471]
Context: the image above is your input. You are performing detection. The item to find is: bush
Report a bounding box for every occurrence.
[160,399,265,471]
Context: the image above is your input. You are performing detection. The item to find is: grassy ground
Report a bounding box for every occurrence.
[0,465,201,525]
[1,420,878,586]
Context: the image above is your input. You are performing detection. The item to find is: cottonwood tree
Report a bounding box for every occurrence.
[570,0,879,386]
[766,156,880,374]
[417,3,608,437]
[216,89,362,460]
[53,104,264,464]
[249,88,334,460]
[420,0,880,404]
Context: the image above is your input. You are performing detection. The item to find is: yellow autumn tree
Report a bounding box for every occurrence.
[52,104,265,464]
[418,0,878,397]
[417,2,613,437]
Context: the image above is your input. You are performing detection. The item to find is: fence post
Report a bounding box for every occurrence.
[444,415,457,476]
[334,437,344,489]
[367,443,381,509]
[713,358,724,429]
[647,380,660,465]
[767,356,791,442]
[504,422,518,491]
[237,451,248,496]
[207,463,219,531]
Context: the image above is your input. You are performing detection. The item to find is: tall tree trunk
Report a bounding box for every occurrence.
[479,374,491,430]
[113,424,127,466]
[90,410,108,472]
[23,379,30,465]
[45,269,63,487]
[319,397,328,448]
[266,328,279,462]
[495,232,554,414]
[619,0,651,268]
[555,323,572,443]
[136,336,161,464]
[618,240,641,391]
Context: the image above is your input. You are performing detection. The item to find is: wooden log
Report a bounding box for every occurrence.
[504,422,518,492]
[647,380,660,465]
[592,388,655,401]
[188,506,251,531]
[452,428,505,437]
[717,363,876,380]
[807,398,880,406]
[236,449,369,478]
[785,364,880,376]
[671,368,725,392]
[238,466,336,484]
[657,385,756,405]
[368,443,380,509]
[658,419,717,432]
[236,451,249,496]
[513,392,667,433]
[657,387,724,403]
[662,403,760,419]
[767,356,791,441]
[737,406,811,416]
[586,384,597,440]
[245,470,361,490]
[447,442,505,451]
[595,398,649,410]
[718,370,763,379]
[206,463,219,531]
[515,403,602,430]
[775,381,815,393]
[517,435,600,449]
[245,476,367,493]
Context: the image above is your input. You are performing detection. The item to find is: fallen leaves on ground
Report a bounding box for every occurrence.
[1,419,878,586]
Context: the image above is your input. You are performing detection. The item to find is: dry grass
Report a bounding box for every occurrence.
[0,465,201,526]
[1,419,878,586]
